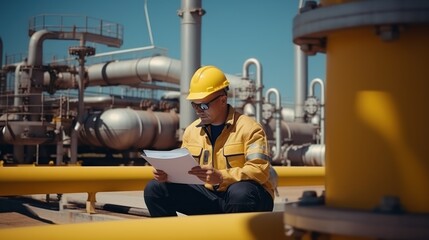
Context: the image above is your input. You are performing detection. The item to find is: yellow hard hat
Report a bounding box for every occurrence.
[187,66,230,100]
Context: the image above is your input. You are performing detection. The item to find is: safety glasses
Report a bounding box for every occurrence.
[191,94,223,111]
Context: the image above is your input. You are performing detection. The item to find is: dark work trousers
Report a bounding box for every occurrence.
[143,180,274,217]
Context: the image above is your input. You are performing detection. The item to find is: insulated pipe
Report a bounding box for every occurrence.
[27,29,58,67]
[0,166,324,196]
[0,212,290,240]
[309,78,325,144]
[78,108,179,150]
[286,144,325,166]
[294,0,308,123]
[0,37,2,67]
[294,45,307,123]
[178,0,204,137]
[14,62,24,108]
[86,55,181,86]
[0,38,5,106]
[243,58,263,124]
[26,30,59,119]
[267,120,316,146]
[265,88,282,161]
[53,56,245,91]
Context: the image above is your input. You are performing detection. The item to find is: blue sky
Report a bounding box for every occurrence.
[0,0,325,105]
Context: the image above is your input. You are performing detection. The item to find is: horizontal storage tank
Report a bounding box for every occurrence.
[264,119,317,145]
[79,108,179,150]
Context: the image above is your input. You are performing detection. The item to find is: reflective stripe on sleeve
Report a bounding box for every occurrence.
[245,152,271,162]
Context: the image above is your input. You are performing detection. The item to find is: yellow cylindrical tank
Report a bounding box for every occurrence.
[324,14,429,213]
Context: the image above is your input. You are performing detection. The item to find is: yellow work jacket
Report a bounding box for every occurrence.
[182,105,275,199]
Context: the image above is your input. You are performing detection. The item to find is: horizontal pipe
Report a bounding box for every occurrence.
[0,166,324,196]
[0,166,153,196]
[0,212,291,240]
[275,166,324,186]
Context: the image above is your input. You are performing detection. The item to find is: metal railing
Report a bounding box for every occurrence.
[29,14,123,41]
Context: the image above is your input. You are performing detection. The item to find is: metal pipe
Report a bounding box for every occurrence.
[294,46,308,123]
[0,37,2,67]
[309,78,325,144]
[144,0,155,46]
[54,55,246,91]
[286,144,325,166]
[265,88,282,161]
[243,58,263,124]
[0,212,289,240]
[294,0,308,123]
[0,166,324,196]
[178,0,204,138]
[27,29,58,66]
[14,62,24,108]
[86,55,181,87]
[78,108,179,150]
[0,166,153,196]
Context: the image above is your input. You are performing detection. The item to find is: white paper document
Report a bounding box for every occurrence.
[141,148,205,185]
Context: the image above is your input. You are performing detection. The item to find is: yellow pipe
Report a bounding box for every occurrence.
[0,166,324,196]
[325,26,429,213]
[0,166,154,196]
[0,212,292,240]
[275,166,324,187]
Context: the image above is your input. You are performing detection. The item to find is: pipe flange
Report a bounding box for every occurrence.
[293,0,429,55]
[284,202,429,239]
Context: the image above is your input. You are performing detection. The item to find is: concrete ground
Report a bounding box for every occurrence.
[0,185,324,229]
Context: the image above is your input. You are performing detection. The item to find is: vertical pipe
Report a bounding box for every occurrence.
[179,0,203,138]
[294,0,308,123]
[0,37,2,67]
[144,0,155,46]
[294,45,308,123]
[265,88,282,161]
[14,62,24,107]
[309,78,325,145]
[323,4,429,213]
[242,58,263,124]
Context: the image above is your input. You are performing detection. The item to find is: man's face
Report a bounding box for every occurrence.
[191,93,225,125]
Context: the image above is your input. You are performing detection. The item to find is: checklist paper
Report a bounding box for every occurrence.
[142,148,205,185]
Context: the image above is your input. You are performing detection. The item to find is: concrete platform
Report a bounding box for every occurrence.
[0,185,324,229]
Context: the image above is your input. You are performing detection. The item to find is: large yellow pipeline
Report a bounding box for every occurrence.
[0,166,154,196]
[0,166,324,196]
[0,212,292,240]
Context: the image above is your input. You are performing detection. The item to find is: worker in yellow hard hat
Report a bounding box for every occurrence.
[144,66,275,217]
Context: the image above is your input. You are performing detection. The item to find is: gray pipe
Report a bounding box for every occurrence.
[54,55,244,91]
[27,29,58,66]
[309,78,325,145]
[0,37,2,67]
[294,45,308,123]
[86,55,181,86]
[286,144,325,166]
[179,0,204,137]
[14,62,24,108]
[243,58,263,124]
[79,108,179,150]
[294,0,308,123]
[265,88,282,161]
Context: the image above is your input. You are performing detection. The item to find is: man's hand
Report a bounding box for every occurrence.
[153,168,168,182]
[188,165,223,185]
